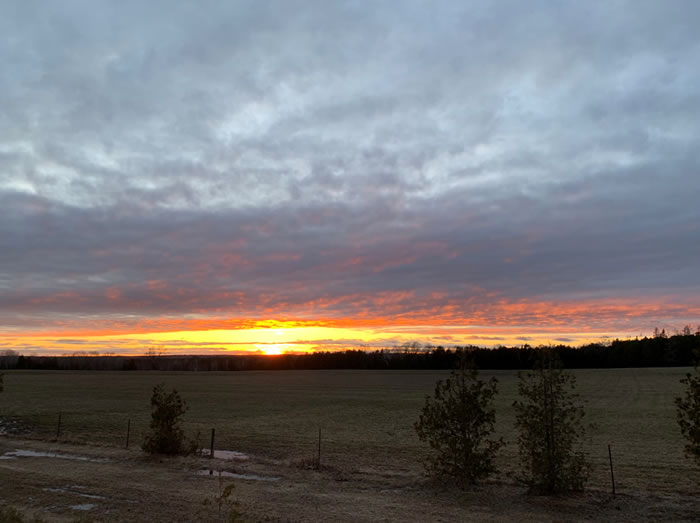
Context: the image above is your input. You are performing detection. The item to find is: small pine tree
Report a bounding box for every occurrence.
[513,348,589,494]
[414,351,503,488]
[675,355,700,466]
[142,383,193,455]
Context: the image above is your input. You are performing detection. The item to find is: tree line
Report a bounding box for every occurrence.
[1,329,698,371]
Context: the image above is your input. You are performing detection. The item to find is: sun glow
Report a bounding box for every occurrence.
[0,317,638,356]
[257,343,291,355]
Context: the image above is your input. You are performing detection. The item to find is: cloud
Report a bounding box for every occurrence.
[1,1,699,342]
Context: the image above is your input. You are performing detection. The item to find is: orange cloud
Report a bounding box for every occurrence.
[4,295,699,346]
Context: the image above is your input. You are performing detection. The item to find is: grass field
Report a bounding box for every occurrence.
[1,368,698,492]
[0,368,699,521]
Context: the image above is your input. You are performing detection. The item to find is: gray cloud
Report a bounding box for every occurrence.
[1,1,699,335]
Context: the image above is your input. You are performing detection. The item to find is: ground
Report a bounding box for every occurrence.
[1,438,698,522]
[0,368,698,521]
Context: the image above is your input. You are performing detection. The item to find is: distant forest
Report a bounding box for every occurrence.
[1,329,698,371]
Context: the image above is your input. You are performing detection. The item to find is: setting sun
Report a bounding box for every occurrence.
[256,343,293,355]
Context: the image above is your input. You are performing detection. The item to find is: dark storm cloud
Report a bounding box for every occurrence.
[1,1,699,332]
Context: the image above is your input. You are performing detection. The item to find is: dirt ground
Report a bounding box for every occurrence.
[1,437,698,522]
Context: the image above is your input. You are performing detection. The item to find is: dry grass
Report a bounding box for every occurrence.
[0,368,698,521]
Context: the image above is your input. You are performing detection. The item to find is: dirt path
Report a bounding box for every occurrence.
[0,437,698,522]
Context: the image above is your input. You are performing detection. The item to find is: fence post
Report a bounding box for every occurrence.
[56,412,62,439]
[125,419,131,449]
[210,428,215,459]
[608,444,616,496]
[317,427,321,469]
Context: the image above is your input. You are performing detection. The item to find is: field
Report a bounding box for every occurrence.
[0,368,698,521]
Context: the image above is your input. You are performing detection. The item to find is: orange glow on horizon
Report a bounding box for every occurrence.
[0,323,646,357]
[2,296,698,356]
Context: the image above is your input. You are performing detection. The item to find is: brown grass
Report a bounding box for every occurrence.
[0,368,698,521]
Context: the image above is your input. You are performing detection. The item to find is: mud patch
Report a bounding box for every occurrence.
[0,417,32,436]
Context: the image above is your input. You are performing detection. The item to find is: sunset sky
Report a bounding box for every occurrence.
[1,1,699,355]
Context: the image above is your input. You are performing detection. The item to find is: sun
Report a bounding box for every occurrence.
[260,344,285,355]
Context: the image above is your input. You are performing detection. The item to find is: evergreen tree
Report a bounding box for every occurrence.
[676,354,700,466]
[415,351,502,488]
[513,348,589,493]
[142,384,194,455]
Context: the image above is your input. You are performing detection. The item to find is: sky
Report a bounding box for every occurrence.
[1,1,699,355]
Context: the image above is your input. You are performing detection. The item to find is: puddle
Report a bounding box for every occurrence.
[78,493,105,500]
[70,504,96,511]
[197,469,280,481]
[201,449,249,461]
[43,487,106,500]
[3,449,109,463]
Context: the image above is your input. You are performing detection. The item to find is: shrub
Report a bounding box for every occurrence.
[676,357,700,466]
[203,471,242,522]
[142,383,196,455]
[414,351,502,488]
[513,348,589,494]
